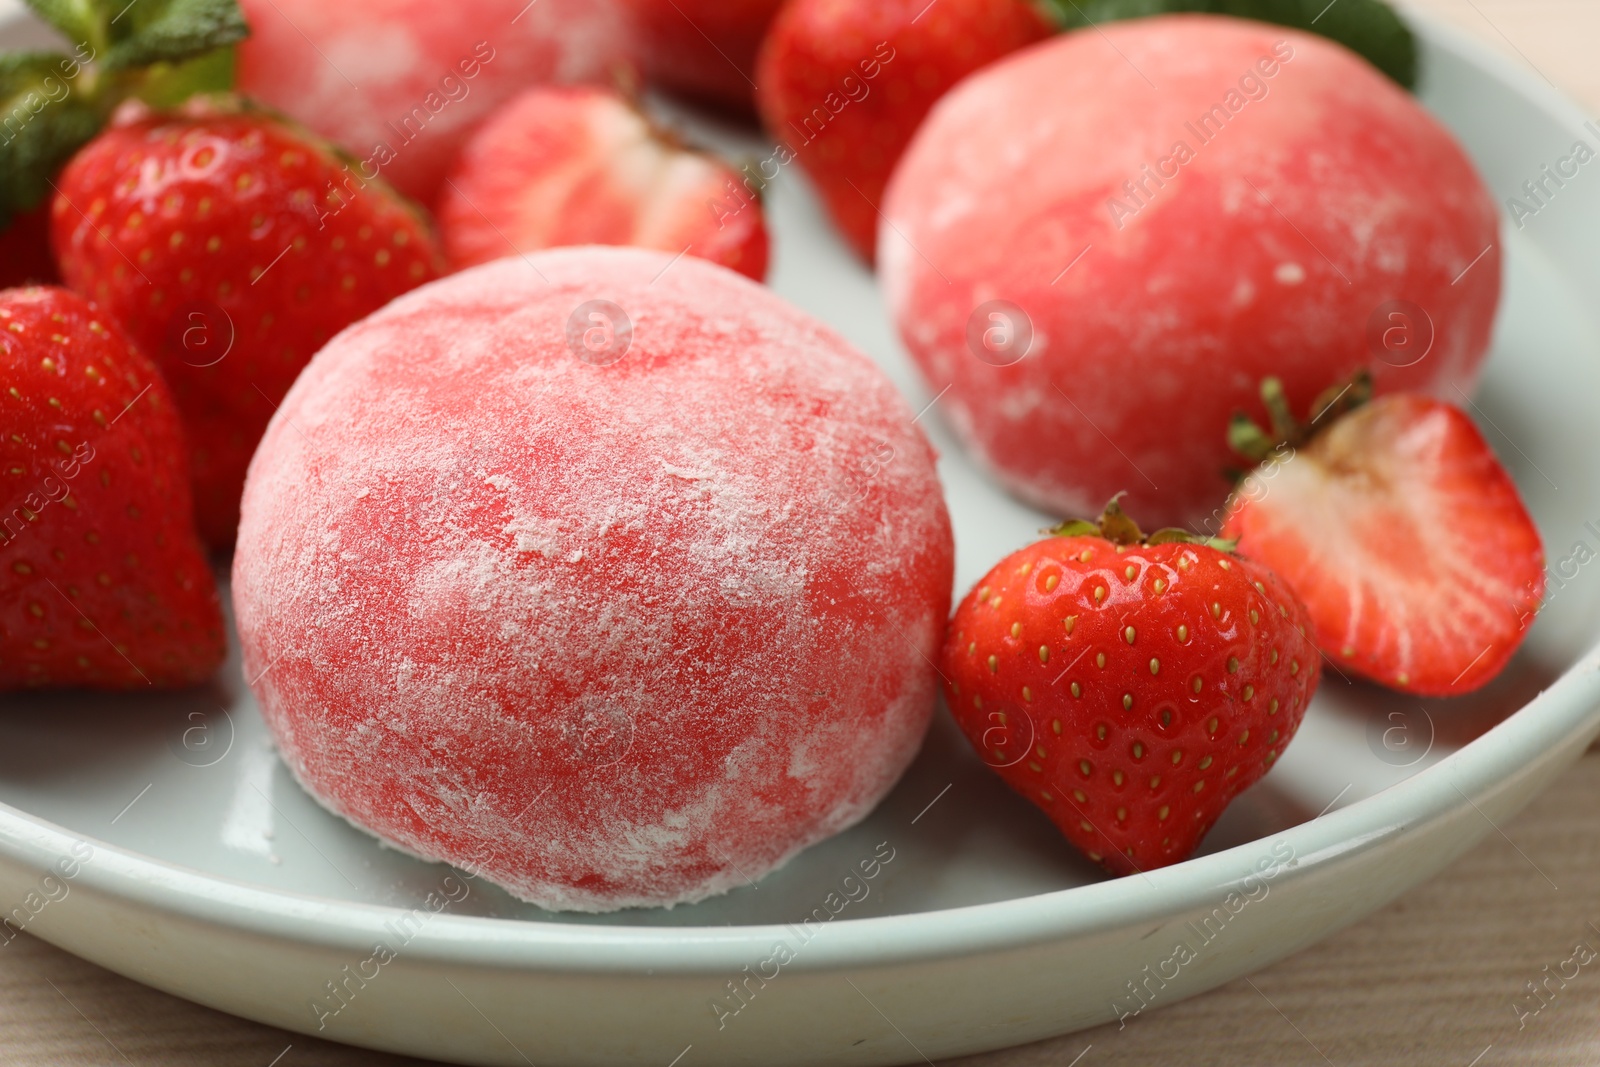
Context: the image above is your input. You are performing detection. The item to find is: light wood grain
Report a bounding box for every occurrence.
[4,1,1599,1063]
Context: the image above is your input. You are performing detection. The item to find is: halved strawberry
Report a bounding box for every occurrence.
[438,85,769,280]
[1223,384,1544,695]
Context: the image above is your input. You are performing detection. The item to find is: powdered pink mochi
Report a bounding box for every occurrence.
[236,0,630,204]
[232,246,954,911]
[881,15,1501,530]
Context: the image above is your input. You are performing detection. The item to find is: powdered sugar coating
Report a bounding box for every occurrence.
[236,0,630,204]
[232,247,953,911]
[881,15,1500,530]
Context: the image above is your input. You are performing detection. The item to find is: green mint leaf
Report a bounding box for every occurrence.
[103,0,249,70]
[1216,0,1414,87]
[0,0,245,229]
[1053,0,1209,24]
[0,53,104,226]
[1046,0,1416,89]
[0,51,71,91]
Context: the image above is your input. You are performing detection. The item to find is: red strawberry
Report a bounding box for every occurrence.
[621,0,785,116]
[754,0,1053,261]
[1,287,226,689]
[942,499,1321,875]
[438,86,769,280]
[0,209,60,289]
[51,98,447,548]
[1223,384,1544,695]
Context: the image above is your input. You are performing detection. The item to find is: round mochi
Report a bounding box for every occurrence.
[881,15,1500,530]
[232,246,954,912]
[236,0,629,204]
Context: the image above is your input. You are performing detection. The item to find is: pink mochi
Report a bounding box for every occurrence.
[236,0,631,204]
[881,15,1501,530]
[232,246,954,912]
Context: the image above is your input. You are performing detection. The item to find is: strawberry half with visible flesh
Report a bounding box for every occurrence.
[943,500,1321,875]
[755,0,1053,262]
[1,286,225,690]
[439,85,769,280]
[52,99,447,548]
[1224,391,1544,695]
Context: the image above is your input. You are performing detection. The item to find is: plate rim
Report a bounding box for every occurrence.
[5,644,1598,975]
[1,4,1597,979]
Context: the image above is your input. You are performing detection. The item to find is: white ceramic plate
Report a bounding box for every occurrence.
[3,7,1599,1065]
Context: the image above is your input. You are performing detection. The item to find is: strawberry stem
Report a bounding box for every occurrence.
[1262,378,1297,441]
[1228,370,1374,466]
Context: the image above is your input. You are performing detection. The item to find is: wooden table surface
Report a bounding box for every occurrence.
[3,1,1597,1063]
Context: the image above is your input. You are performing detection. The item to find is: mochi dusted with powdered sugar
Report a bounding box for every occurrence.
[232,245,954,912]
[236,0,631,205]
[881,15,1500,531]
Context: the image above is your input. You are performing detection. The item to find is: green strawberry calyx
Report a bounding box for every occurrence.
[0,0,249,228]
[1049,493,1238,551]
[1227,370,1373,466]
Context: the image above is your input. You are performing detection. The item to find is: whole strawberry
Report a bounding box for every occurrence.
[755,0,1053,261]
[1223,379,1544,695]
[1,287,226,689]
[52,99,447,547]
[942,498,1321,875]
